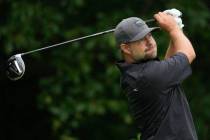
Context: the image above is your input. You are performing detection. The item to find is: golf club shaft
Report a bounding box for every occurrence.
[21,19,155,56]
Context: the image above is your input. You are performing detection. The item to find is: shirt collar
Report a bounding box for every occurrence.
[116,57,159,72]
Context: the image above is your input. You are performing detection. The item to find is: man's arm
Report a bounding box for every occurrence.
[164,40,174,59]
[154,12,196,64]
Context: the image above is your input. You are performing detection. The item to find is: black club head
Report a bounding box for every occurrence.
[6,54,25,81]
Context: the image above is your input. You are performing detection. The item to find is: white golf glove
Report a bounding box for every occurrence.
[164,8,184,29]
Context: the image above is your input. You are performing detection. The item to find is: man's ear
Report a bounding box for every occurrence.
[120,43,131,55]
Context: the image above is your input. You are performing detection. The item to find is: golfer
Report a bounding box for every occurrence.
[115,12,198,140]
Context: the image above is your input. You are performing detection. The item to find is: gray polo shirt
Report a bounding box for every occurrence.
[116,53,198,140]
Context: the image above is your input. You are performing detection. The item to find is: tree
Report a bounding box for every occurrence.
[1,0,210,139]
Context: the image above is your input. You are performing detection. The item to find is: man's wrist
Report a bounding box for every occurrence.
[169,27,183,38]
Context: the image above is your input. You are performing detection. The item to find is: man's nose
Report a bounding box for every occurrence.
[145,36,152,46]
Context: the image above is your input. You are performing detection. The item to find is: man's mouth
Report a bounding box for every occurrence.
[145,46,154,52]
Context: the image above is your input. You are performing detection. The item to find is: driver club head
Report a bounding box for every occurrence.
[6,54,25,81]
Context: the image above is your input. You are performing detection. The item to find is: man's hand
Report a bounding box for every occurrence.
[164,8,182,17]
[164,8,184,29]
[154,12,180,34]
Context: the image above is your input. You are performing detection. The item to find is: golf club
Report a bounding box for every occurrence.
[6,18,156,81]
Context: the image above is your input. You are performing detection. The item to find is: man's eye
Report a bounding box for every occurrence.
[148,33,152,37]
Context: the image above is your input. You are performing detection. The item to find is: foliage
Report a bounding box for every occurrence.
[1,0,210,140]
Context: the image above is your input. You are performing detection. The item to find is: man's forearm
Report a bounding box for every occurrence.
[169,29,196,63]
[165,40,175,59]
[154,12,196,63]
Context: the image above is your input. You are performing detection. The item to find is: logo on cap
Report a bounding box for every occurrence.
[135,20,144,27]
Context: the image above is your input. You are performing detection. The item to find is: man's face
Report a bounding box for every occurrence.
[128,33,157,61]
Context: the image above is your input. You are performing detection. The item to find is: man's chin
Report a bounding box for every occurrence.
[145,52,157,59]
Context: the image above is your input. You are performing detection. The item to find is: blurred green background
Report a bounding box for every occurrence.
[1,0,210,140]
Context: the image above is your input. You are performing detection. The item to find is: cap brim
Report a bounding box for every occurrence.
[130,27,160,42]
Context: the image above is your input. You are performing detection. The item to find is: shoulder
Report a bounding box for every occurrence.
[145,52,190,75]
[143,53,192,90]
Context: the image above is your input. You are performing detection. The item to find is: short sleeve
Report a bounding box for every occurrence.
[145,52,192,91]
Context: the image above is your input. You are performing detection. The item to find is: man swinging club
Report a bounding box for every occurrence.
[115,10,198,140]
